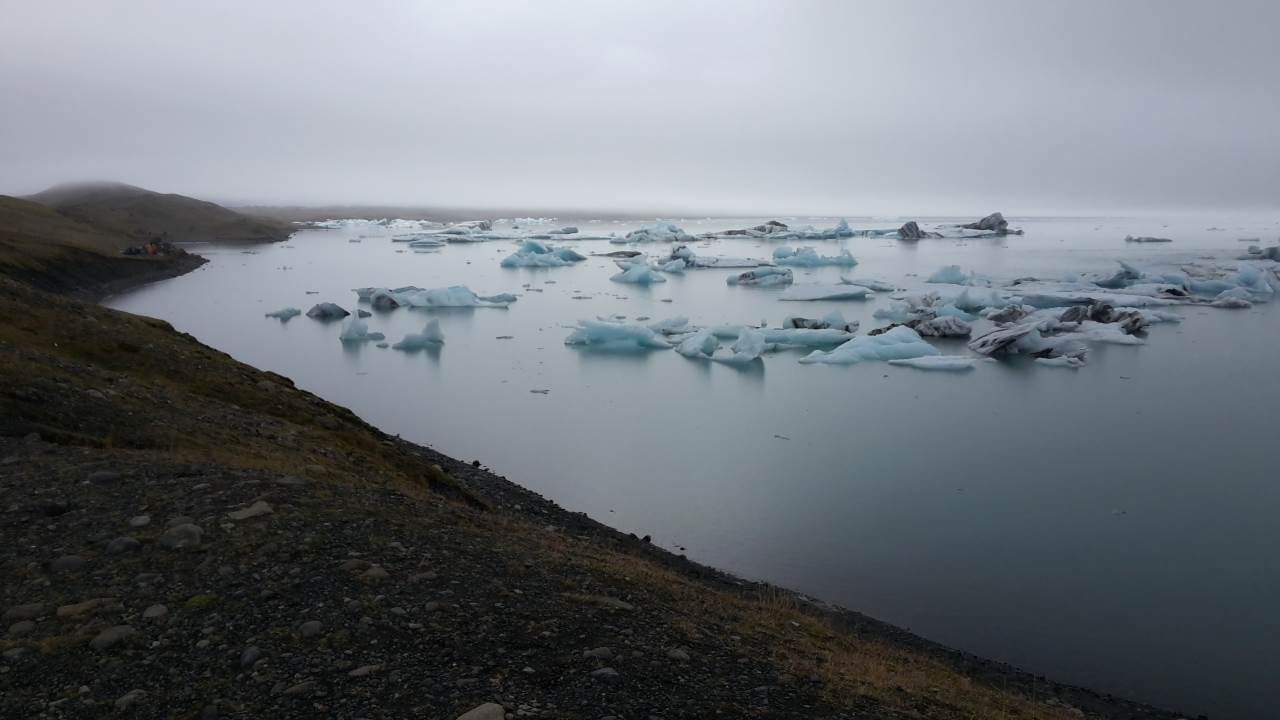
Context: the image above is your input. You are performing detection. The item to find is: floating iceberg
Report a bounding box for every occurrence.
[338,316,384,343]
[265,307,301,321]
[727,267,793,287]
[370,288,404,310]
[619,222,695,244]
[564,320,671,350]
[675,329,720,358]
[779,284,872,301]
[392,319,444,350]
[715,328,766,365]
[501,240,587,268]
[401,286,516,308]
[647,316,690,335]
[888,356,977,371]
[611,262,667,284]
[306,302,350,320]
[927,265,975,285]
[1036,355,1086,369]
[1125,235,1173,243]
[783,309,858,333]
[799,326,940,365]
[913,316,972,337]
[760,327,855,347]
[842,277,896,292]
[772,246,858,267]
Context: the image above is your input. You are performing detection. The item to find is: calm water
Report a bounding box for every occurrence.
[108,216,1280,719]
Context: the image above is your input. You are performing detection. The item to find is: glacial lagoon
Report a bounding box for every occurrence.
[108,215,1280,719]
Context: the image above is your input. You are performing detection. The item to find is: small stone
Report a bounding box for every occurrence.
[115,689,146,710]
[240,646,262,668]
[282,681,315,697]
[167,515,195,527]
[582,647,613,660]
[7,620,35,637]
[128,515,151,528]
[142,604,168,620]
[361,565,389,583]
[666,648,691,662]
[49,555,86,573]
[106,536,141,554]
[408,571,437,583]
[589,667,619,680]
[159,524,203,550]
[3,604,43,621]
[3,647,30,662]
[348,663,381,677]
[87,470,120,484]
[339,559,370,573]
[57,598,113,618]
[227,501,273,521]
[456,703,506,720]
[90,625,136,652]
[298,620,322,638]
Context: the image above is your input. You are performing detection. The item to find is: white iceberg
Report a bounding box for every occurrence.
[619,222,695,244]
[887,356,977,371]
[727,267,793,287]
[611,262,667,284]
[265,307,301,321]
[564,320,671,350]
[401,286,516,308]
[760,327,855,347]
[779,284,872,301]
[338,316,385,343]
[841,277,896,292]
[799,326,940,365]
[675,329,720,358]
[772,246,858,267]
[392,319,445,350]
[500,240,587,268]
[927,265,975,285]
[715,328,766,365]
[1035,355,1086,369]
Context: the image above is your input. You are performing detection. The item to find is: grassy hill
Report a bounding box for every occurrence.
[27,181,291,244]
[1,182,294,299]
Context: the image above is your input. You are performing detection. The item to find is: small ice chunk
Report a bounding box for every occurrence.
[265,307,301,321]
[800,326,940,365]
[779,284,871,301]
[761,328,854,346]
[888,356,977,371]
[392,319,445,350]
[1125,235,1173,243]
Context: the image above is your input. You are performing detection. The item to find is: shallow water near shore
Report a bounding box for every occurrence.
[108,215,1280,719]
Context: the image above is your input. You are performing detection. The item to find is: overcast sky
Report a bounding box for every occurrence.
[2,0,1277,215]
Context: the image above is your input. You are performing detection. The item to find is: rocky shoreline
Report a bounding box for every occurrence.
[0,277,1190,719]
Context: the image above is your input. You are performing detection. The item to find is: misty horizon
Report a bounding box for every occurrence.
[3,1,1278,216]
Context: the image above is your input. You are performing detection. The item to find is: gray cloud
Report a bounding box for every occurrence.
[2,0,1277,214]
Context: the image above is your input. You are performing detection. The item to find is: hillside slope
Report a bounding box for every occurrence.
[27,182,291,244]
[0,195,205,300]
[0,279,1184,719]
